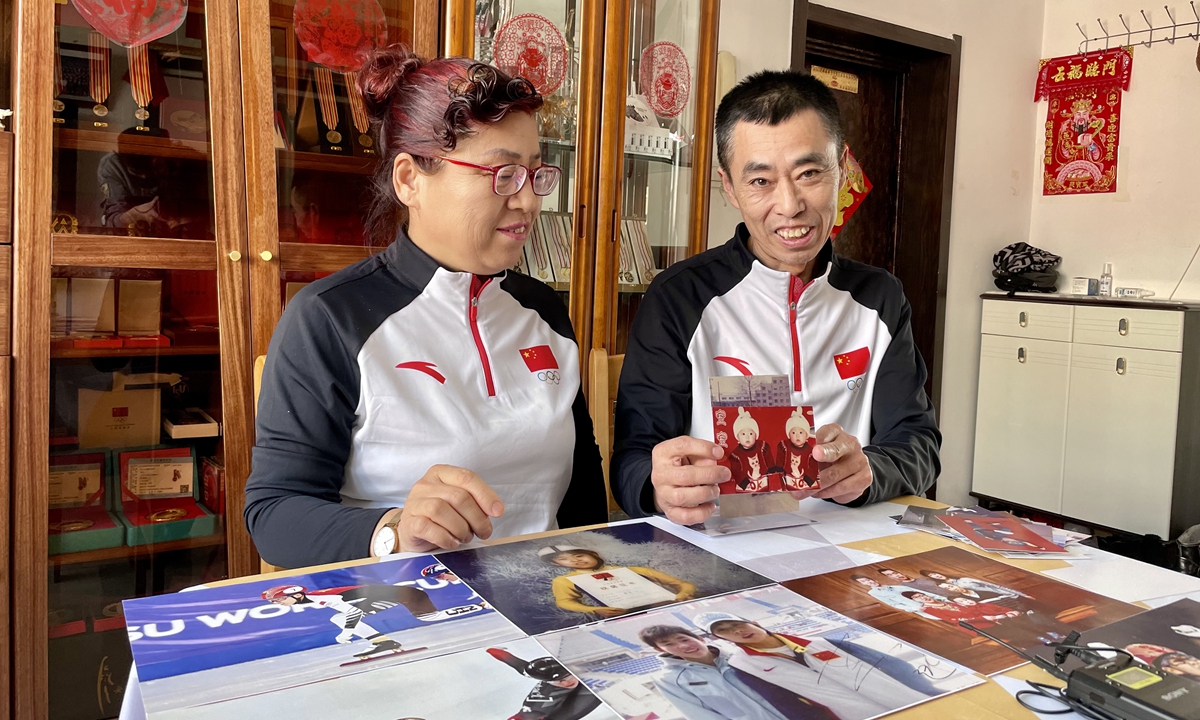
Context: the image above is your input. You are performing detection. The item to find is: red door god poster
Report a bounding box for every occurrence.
[1034,47,1133,196]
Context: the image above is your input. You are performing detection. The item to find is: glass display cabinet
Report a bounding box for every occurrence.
[9,0,716,716]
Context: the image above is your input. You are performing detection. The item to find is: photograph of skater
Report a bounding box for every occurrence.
[146,638,617,720]
[122,557,523,716]
[260,580,486,661]
[487,647,607,720]
[436,521,770,635]
[785,547,1140,674]
[540,584,980,720]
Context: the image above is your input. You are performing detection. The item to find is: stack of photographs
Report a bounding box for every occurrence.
[122,519,1142,719]
[895,505,1090,558]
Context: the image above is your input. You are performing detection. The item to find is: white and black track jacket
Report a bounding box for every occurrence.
[246,232,606,568]
[612,225,940,515]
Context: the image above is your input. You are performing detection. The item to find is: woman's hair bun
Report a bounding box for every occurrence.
[357,44,424,121]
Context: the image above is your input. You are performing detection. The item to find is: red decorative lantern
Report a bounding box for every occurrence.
[640,41,691,118]
[493,13,568,95]
[294,0,387,73]
[71,0,187,48]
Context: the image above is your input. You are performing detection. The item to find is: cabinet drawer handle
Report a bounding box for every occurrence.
[1017,347,1026,363]
[1018,311,1028,327]
[1118,317,1129,336]
[1116,357,1127,375]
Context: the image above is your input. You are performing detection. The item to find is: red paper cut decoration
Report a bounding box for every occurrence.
[294,0,387,73]
[492,13,568,95]
[71,0,187,48]
[831,146,871,239]
[639,41,690,118]
[1034,47,1133,196]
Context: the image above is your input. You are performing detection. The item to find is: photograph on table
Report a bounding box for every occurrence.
[436,521,772,635]
[937,515,1067,554]
[710,375,818,494]
[537,584,983,720]
[895,505,1008,538]
[1033,598,1200,681]
[784,546,1141,675]
[123,557,523,717]
[156,636,618,720]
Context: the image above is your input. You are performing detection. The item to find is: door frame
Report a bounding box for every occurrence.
[793,3,961,416]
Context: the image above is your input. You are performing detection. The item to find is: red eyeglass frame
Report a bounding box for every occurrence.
[435,156,562,196]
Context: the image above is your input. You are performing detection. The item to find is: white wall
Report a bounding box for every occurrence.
[1030,1,1200,299]
[707,0,795,248]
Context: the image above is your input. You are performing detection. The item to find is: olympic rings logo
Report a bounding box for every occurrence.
[537,370,561,385]
[846,376,864,392]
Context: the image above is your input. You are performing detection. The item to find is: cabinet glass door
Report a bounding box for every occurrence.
[599,0,717,353]
[240,0,438,360]
[474,0,601,330]
[48,1,240,716]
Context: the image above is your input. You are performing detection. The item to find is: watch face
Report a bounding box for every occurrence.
[373,527,396,556]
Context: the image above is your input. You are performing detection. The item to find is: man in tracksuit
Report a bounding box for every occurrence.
[612,68,940,524]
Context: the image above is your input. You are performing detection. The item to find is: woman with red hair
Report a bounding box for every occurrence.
[246,47,606,569]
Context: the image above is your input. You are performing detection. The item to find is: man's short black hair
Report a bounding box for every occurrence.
[638,624,700,650]
[714,69,845,174]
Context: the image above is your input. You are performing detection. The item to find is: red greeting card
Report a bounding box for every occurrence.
[938,516,1067,554]
[710,375,818,495]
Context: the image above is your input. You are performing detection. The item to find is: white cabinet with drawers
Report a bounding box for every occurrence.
[971,293,1200,538]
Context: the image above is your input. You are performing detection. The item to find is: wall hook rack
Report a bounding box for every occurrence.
[1076,3,1200,55]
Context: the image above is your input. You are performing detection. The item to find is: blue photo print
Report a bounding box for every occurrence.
[123,556,523,716]
[436,520,772,636]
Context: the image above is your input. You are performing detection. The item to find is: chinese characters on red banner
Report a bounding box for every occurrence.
[1034,47,1134,195]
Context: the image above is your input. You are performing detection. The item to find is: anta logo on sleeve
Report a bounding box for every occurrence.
[520,345,560,385]
[714,356,752,376]
[834,347,870,391]
[395,361,446,384]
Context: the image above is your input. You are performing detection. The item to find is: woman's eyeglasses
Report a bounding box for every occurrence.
[436,156,562,197]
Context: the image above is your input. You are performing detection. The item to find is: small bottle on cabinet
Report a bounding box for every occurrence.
[1099,263,1113,296]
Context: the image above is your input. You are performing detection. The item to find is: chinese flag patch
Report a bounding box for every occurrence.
[520,345,558,372]
[833,347,870,379]
[812,650,841,662]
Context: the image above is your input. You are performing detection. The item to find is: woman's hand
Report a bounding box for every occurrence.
[399,465,505,552]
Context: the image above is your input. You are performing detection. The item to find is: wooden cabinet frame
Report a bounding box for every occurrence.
[11,0,260,715]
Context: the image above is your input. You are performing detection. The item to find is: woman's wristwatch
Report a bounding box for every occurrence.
[372,513,403,557]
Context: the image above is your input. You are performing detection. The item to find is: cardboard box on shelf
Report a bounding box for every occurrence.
[68,278,115,337]
[51,277,69,337]
[117,279,162,336]
[201,456,224,516]
[77,373,174,449]
[163,407,219,440]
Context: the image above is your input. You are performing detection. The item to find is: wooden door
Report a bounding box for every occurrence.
[12,0,256,715]
[1062,343,1180,537]
[971,334,1070,513]
[800,52,901,274]
[797,4,960,409]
